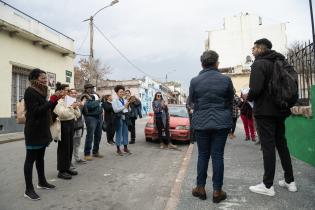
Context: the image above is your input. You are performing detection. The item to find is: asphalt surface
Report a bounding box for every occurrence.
[0,118,189,210]
[176,121,315,210]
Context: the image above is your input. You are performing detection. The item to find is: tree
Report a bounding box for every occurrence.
[74,58,111,90]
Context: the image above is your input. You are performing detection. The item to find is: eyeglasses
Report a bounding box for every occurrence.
[157,95,162,97]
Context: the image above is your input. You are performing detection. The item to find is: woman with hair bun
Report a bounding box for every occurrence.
[53,82,81,180]
[23,69,61,200]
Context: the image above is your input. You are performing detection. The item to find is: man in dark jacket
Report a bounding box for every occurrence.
[247,38,297,196]
[125,90,142,144]
[81,83,103,161]
[190,50,234,204]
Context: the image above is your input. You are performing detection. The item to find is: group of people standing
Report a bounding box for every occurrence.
[189,38,297,204]
[22,38,297,204]
[22,71,142,200]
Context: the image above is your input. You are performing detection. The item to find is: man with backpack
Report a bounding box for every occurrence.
[246,38,298,196]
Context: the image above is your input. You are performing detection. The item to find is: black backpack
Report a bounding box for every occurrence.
[268,59,298,110]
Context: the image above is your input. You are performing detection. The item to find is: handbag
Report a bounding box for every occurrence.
[50,118,61,141]
[102,121,108,132]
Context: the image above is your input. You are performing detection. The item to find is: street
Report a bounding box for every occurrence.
[0,118,189,210]
[1,119,315,210]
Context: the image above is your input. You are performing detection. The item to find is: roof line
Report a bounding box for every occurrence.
[0,0,74,41]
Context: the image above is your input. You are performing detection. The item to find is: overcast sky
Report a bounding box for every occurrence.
[6,0,314,91]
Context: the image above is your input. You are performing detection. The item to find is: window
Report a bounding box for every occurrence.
[11,66,30,116]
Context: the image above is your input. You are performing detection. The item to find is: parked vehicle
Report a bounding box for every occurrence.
[144,104,190,142]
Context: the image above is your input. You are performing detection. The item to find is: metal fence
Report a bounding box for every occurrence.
[287,41,315,106]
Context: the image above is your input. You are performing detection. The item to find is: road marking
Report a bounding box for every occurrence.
[164,143,194,210]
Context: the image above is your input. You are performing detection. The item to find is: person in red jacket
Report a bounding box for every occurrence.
[238,91,256,142]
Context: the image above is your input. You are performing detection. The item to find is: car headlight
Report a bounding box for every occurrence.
[146,123,155,128]
[175,125,190,130]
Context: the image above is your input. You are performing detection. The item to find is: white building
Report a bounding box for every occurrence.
[97,77,181,115]
[0,1,75,133]
[205,13,288,70]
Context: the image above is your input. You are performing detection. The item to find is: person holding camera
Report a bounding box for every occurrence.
[81,84,104,161]
[53,83,81,180]
[23,69,61,200]
[112,85,132,155]
[125,90,142,144]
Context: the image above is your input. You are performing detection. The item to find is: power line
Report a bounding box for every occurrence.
[76,27,89,54]
[93,23,160,80]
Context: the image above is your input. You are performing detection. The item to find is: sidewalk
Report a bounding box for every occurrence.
[176,124,315,210]
[0,132,24,144]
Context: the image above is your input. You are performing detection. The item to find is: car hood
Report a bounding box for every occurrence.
[147,116,190,126]
[169,117,189,127]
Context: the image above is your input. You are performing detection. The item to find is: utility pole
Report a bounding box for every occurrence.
[89,16,94,83]
[310,0,315,45]
[83,0,119,85]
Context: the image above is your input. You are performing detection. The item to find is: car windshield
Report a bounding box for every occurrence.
[168,106,188,118]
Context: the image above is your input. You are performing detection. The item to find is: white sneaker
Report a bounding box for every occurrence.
[249,183,275,196]
[279,180,297,192]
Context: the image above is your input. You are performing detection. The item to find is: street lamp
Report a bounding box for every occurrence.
[83,0,119,83]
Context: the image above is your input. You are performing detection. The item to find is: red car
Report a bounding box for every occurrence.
[144,104,191,142]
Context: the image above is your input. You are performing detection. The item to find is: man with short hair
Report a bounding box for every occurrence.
[81,84,103,161]
[190,50,234,204]
[247,38,297,196]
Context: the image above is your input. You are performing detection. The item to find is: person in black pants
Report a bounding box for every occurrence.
[102,95,116,144]
[23,69,61,200]
[54,82,81,180]
[247,38,296,196]
[125,90,142,144]
[152,92,177,149]
[186,96,195,144]
[229,94,240,139]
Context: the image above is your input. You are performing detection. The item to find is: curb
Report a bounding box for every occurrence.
[0,132,24,144]
[0,137,24,144]
[164,143,194,210]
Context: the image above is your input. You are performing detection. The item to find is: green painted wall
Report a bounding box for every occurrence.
[285,86,315,167]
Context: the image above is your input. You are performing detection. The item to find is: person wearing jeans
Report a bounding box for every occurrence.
[189,50,234,203]
[84,115,103,158]
[112,85,132,155]
[195,129,229,193]
[81,83,103,161]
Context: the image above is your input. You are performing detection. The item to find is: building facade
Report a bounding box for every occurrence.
[205,13,287,69]
[0,1,75,133]
[97,77,182,116]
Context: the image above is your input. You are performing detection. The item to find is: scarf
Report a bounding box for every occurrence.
[30,80,48,98]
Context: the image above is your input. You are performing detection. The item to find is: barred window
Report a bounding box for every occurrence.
[11,66,30,116]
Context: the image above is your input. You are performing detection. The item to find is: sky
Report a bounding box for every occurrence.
[5,0,314,91]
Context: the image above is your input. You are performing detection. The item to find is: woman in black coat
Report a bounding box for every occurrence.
[152,92,177,149]
[23,69,60,200]
[102,95,116,145]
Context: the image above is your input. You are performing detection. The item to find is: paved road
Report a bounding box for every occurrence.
[176,122,315,210]
[0,118,189,210]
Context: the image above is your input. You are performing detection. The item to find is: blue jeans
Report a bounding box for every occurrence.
[84,115,103,156]
[195,129,228,191]
[115,118,129,146]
